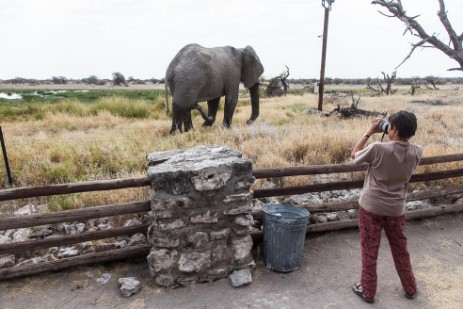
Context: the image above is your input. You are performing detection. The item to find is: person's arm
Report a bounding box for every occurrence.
[351,118,383,159]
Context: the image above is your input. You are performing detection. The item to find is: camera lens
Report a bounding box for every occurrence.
[380,121,389,134]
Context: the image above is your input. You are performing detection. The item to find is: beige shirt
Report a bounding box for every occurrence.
[354,141,423,216]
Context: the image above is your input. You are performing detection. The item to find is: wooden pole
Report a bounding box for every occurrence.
[0,126,13,186]
[318,6,330,111]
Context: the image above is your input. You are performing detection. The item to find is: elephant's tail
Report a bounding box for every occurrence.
[164,81,170,114]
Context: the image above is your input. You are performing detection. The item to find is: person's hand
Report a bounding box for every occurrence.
[365,117,384,136]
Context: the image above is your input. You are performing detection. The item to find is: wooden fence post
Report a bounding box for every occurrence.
[0,126,13,186]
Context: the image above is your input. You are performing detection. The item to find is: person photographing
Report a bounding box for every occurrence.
[350,111,423,303]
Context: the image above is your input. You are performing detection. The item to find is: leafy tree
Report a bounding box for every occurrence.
[82,75,100,85]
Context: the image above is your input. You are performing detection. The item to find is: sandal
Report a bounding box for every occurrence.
[352,283,375,304]
[405,289,418,300]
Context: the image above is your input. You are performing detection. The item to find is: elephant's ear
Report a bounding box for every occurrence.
[241,46,264,89]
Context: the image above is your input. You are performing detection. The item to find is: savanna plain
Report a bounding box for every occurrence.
[1,84,463,211]
[0,84,463,308]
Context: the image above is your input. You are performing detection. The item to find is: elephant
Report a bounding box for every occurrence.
[165,43,264,133]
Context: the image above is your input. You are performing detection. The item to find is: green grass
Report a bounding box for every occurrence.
[0,89,164,103]
[0,89,166,120]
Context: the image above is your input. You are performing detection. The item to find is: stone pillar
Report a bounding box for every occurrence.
[146,145,255,287]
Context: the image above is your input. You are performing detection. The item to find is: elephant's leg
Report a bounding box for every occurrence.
[222,96,238,128]
[183,111,194,132]
[170,118,182,134]
[203,97,220,126]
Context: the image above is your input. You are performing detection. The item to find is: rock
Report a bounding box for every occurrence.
[58,247,80,258]
[210,228,231,241]
[96,273,112,284]
[234,214,254,227]
[115,240,128,248]
[348,209,359,219]
[128,233,148,246]
[13,228,33,242]
[13,204,37,216]
[78,241,93,251]
[63,223,77,235]
[48,247,59,255]
[0,235,12,245]
[228,268,252,287]
[313,214,328,224]
[124,218,142,227]
[29,228,53,239]
[2,229,15,238]
[75,223,86,233]
[0,255,15,268]
[231,235,253,260]
[326,213,338,221]
[190,211,219,224]
[406,201,432,211]
[187,232,209,248]
[15,255,55,267]
[178,251,211,273]
[336,211,350,221]
[147,249,178,273]
[252,199,265,211]
[118,277,141,297]
[283,194,323,205]
[155,274,176,287]
[97,223,111,230]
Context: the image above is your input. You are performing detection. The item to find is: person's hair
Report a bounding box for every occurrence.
[388,110,418,139]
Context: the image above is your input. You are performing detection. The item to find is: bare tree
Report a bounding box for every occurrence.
[366,70,397,95]
[381,70,397,94]
[265,66,290,97]
[112,72,128,87]
[410,79,420,95]
[425,75,439,89]
[372,0,463,72]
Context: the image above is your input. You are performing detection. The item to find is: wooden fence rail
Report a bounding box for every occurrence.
[1,153,463,280]
[1,154,462,202]
[0,224,150,255]
[0,201,151,230]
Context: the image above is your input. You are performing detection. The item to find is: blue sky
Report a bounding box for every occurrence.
[1,0,462,79]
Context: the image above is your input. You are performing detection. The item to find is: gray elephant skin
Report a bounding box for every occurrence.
[165,43,264,133]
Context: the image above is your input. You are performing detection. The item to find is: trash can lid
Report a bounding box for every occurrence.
[262,203,310,219]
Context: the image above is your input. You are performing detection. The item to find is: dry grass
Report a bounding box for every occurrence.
[1,89,463,211]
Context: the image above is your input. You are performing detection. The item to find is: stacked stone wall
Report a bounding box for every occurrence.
[146,145,255,287]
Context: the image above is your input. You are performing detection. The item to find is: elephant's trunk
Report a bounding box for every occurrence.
[170,110,194,134]
[247,83,260,124]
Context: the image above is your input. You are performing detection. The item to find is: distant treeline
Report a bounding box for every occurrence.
[1,76,463,86]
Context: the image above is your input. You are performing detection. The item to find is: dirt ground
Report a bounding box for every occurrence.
[1,213,462,309]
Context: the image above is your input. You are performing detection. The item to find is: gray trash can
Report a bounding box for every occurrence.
[262,204,310,272]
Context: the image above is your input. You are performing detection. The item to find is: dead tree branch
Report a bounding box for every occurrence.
[372,0,463,72]
[265,66,290,97]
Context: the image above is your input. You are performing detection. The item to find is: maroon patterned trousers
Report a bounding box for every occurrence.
[359,207,417,299]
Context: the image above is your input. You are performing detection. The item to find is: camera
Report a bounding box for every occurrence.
[378,120,389,134]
